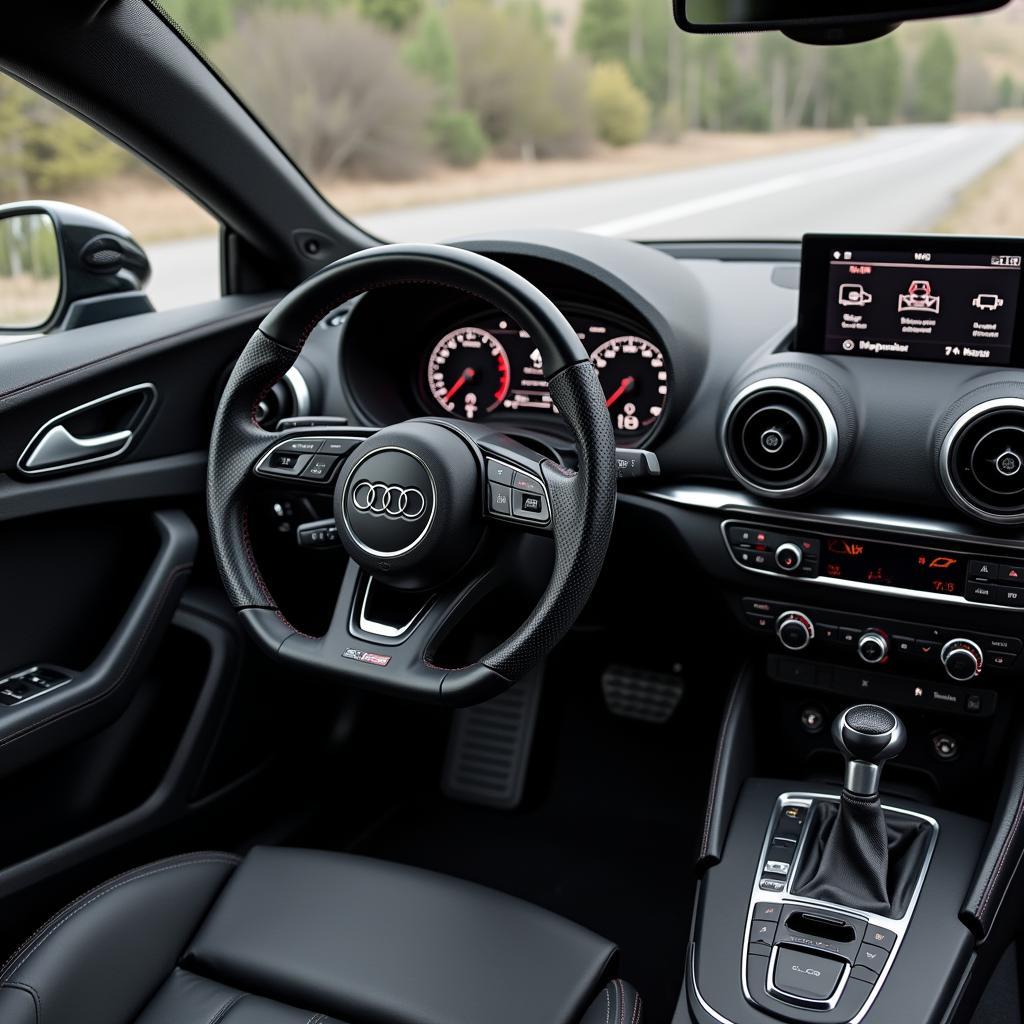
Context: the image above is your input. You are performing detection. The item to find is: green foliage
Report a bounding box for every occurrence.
[159,0,234,46]
[404,9,458,101]
[910,27,957,122]
[359,0,422,33]
[997,72,1017,109]
[820,36,902,127]
[587,62,650,146]
[429,108,488,166]
[575,0,630,65]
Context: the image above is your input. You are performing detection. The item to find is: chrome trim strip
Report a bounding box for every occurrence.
[939,397,1024,525]
[719,518,1024,612]
[357,577,433,639]
[283,365,312,419]
[17,383,156,475]
[0,667,71,707]
[720,378,840,499]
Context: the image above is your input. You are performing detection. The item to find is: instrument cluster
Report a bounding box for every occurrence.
[422,310,672,442]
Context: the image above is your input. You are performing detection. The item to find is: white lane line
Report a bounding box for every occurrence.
[584,127,974,236]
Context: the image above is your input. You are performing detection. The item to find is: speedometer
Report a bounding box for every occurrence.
[427,327,511,420]
[589,335,669,438]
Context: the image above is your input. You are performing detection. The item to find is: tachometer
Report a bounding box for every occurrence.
[427,327,511,420]
[589,335,669,438]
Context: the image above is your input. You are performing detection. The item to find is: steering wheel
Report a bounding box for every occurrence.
[207,243,617,704]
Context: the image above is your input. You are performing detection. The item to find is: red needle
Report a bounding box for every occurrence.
[444,368,475,403]
[605,376,635,408]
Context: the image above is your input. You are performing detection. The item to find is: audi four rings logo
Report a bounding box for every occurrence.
[351,481,427,520]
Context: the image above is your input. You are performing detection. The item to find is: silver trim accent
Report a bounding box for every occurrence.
[340,446,437,558]
[721,378,840,499]
[735,792,938,1024]
[765,943,852,1011]
[0,666,71,707]
[17,383,156,475]
[939,397,1024,525]
[857,631,888,665]
[774,542,803,572]
[776,610,813,651]
[844,761,881,797]
[357,577,433,639]
[940,637,983,681]
[283,365,312,418]
[719,518,1024,613]
[995,448,1022,478]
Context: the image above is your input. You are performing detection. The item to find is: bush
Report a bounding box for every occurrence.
[212,9,432,180]
[587,63,651,147]
[430,108,489,167]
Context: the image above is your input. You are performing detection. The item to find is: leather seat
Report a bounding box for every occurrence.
[0,848,642,1024]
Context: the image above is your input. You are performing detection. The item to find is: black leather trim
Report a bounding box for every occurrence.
[580,979,643,1024]
[697,661,755,871]
[185,846,617,1024]
[0,852,239,1024]
[961,728,1024,938]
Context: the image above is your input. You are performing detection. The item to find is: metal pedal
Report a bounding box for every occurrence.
[441,668,542,809]
[601,665,684,723]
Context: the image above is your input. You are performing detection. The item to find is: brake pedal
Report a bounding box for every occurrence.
[601,665,684,723]
[441,668,542,809]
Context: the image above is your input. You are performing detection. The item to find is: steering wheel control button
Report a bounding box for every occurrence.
[282,438,322,453]
[775,543,803,572]
[300,454,339,481]
[512,472,543,494]
[266,451,312,476]
[321,438,359,456]
[776,611,814,652]
[772,948,844,1002]
[341,448,436,558]
[489,483,513,516]
[297,519,340,548]
[486,459,515,486]
[514,490,548,523]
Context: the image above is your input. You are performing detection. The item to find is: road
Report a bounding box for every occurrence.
[145,122,1024,310]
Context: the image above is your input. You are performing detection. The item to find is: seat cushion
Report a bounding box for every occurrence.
[0,847,633,1024]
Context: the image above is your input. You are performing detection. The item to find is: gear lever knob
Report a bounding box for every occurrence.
[832,704,906,798]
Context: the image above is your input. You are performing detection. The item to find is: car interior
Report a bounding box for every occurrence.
[4,1,1024,1023]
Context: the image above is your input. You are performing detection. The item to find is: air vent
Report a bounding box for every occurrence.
[941,398,1024,523]
[254,366,311,429]
[722,378,839,497]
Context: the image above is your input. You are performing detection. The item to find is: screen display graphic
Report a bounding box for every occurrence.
[821,537,964,596]
[799,236,1024,367]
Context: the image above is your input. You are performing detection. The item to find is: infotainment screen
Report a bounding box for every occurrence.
[798,234,1024,366]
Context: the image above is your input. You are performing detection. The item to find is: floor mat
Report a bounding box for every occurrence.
[348,674,716,1024]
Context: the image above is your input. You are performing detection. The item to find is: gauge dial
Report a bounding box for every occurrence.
[590,335,669,438]
[427,328,511,420]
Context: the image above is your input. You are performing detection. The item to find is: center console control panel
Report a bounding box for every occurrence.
[744,794,936,1024]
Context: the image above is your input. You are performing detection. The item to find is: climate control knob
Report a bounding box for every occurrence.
[858,631,889,665]
[941,638,983,682]
[776,611,814,652]
[774,543,803,572]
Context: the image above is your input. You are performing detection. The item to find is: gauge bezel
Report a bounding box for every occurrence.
[588,333,671,441]
[425,325,513,420]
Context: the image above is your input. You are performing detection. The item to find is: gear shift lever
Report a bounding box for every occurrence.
[833,704,907,798]
[792,704,926,916]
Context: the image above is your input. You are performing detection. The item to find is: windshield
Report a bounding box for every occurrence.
[164,0,1024,243]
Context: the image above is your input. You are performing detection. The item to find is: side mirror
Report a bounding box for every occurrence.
[0,201,153,335]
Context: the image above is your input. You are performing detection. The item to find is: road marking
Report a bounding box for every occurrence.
[584,128,974,236]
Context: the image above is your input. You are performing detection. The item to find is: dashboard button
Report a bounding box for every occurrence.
[754,902,783,922]
[836,626,860,645]
[488,483,513,516]
[892,635,916,656]
[815,623,838,642]
[966,581,999,603]
[996,585,1024,607]
[746,612,774,631]
[915,639,940,658]
[512,472,544,494]
[864,926,895,951]
[743,598,778,616]
[855,944,888,973]
[300,454,339,481]
[1000,564,1024,584]
[989,652,1016,669]
[985,635,1022,654]
[486,460,515,486]
[968,560,999,580]
[750,921,777,947]
[772,948,844,1001]
[729,526,770,547]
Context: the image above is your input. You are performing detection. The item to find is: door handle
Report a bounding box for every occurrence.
[23,423,134,471]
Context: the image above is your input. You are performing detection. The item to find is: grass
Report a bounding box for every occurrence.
[935,138,1024,235]
[62,129,852,245]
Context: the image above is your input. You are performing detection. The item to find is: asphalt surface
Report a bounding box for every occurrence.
[146,122,1024,310]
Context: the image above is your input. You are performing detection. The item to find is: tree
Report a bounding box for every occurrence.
[213,10,432,179]
[587,62,650,146]
[909,27,956,123]
[997,72,1016,109]
[359,0,423,33]
[575,0,630,65]
[160,0,233,47]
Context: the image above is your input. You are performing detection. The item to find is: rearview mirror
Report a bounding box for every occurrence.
[676,0,1012,41]
[0,211,61,331]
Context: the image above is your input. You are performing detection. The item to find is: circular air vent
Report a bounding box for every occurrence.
[722,378,839,497]
[254,366,311,429]
[941,398,1024,523]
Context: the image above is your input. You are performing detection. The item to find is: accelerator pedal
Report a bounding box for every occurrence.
[441,668,543,809]
[601,665,684,724]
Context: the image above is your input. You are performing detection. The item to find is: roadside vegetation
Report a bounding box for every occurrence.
[1,0,1023,241]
